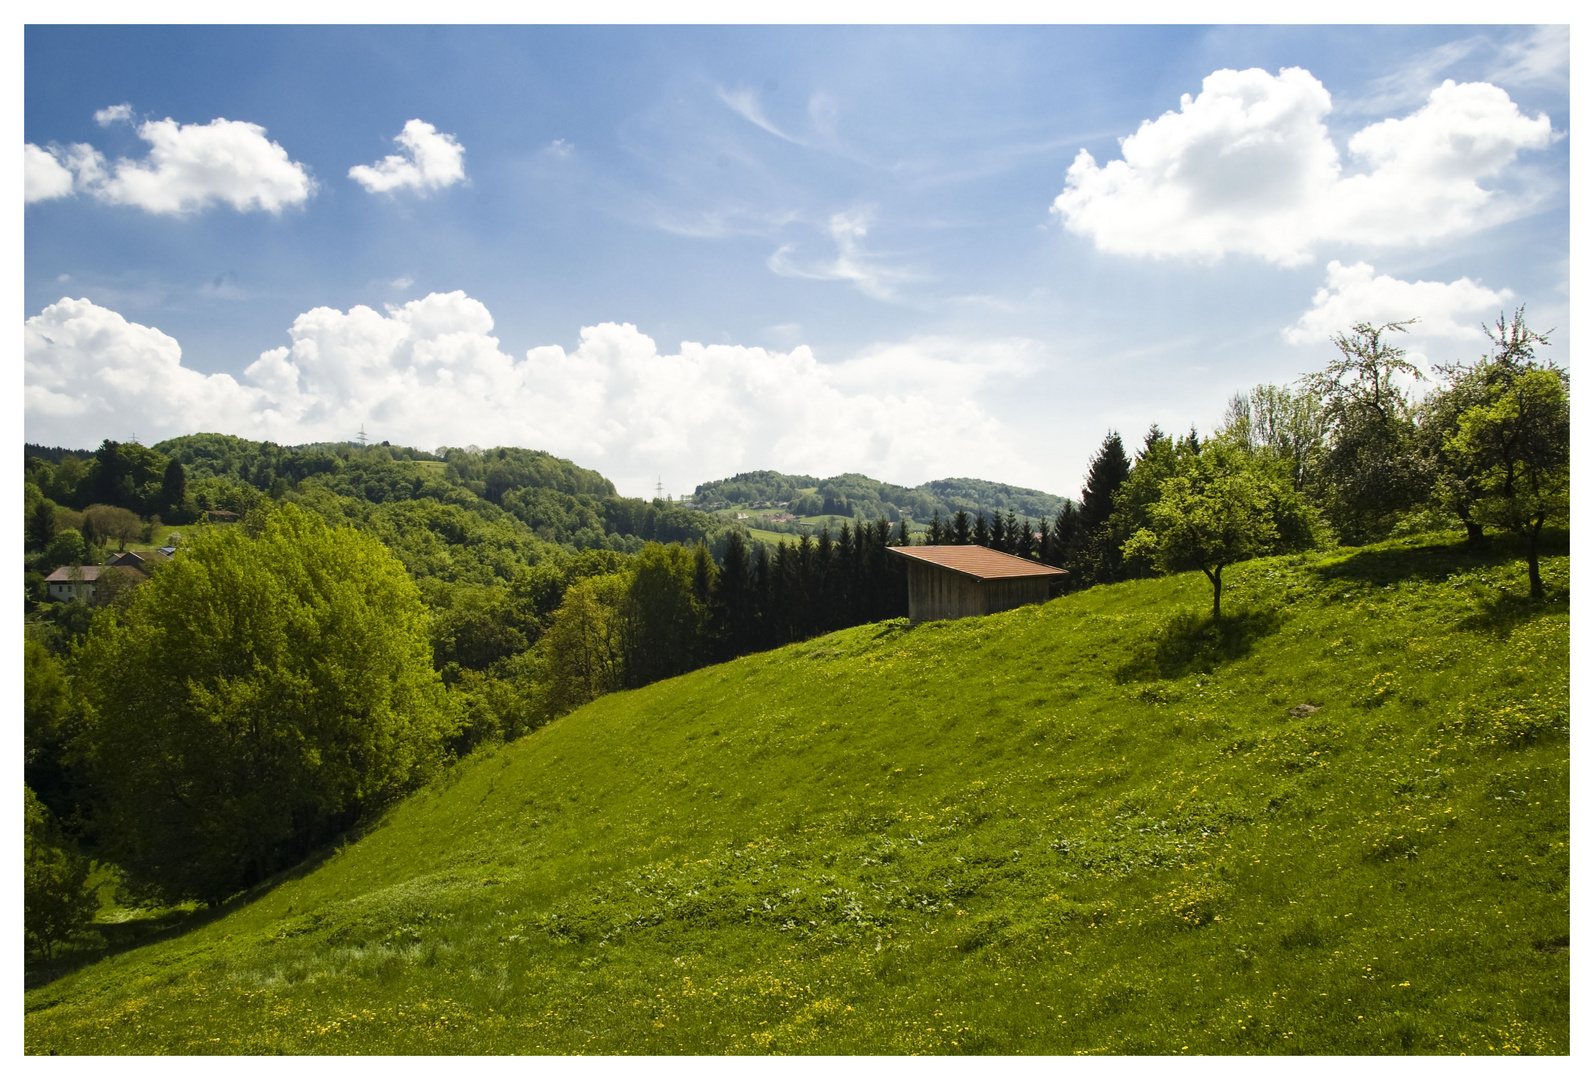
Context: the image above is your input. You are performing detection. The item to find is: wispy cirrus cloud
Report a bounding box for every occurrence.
[767,210,923,302]
[1338,26,1569,117]
[1487,25,1569,90]
[716,85,805,145]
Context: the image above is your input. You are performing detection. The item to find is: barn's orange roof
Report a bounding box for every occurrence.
[888,545,1066,580]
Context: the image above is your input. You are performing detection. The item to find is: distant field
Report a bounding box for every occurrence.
[24,531,1568,1054]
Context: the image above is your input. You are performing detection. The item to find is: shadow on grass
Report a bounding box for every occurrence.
[1458,583,1572,638]
[23,816,385,994]
[1310,529,1568,588]
[1115,607,1283,682]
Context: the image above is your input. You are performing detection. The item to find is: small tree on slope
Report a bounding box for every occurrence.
[1122,441,1319,619]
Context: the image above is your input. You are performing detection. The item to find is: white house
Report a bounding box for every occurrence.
[44,565,104,603]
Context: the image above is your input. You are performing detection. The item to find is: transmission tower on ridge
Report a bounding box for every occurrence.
[656,475,664,501]
[357,425,369,448]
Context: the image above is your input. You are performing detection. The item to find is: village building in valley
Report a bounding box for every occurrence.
[43,548,172,603]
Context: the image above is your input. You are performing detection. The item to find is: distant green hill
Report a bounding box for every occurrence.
[692,469,1071,533]
[141,433,724,555]
[23,532,1568,1054]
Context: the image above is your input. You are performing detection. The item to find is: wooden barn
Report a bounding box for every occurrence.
[888,545,1067,624]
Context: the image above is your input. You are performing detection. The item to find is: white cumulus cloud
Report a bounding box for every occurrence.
[94,103,133,126]
[348,120,466,195]
[98,115,315,214]
[24,298,267,436]
[1284,260,1512,349]
[24,144,76,202]
[25,293,1036,497]
[1053,68,1553,265]
[25,109,314,214]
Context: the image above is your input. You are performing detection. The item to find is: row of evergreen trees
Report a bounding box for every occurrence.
[706,519,908,659]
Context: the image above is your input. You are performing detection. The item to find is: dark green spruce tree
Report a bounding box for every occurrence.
[1053,502,1082,591]
[1076,431,1132,586]
[989,511,1008,552]
[1004,511,1024,556]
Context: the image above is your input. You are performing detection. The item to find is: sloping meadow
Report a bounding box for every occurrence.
[25,534,1569,1054]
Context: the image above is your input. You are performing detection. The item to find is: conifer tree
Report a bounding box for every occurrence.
[866,517,891,619]
[751,542,774,650]
[926,511,945,545]
[160,459,188,520]
[1080,431,1132,535]
[1053,502,1082,592]
[1035,515,1051,564]
[1004,510,1023,555]
[972,512,991,547]
[1014,515,1034,560]
[989,511,1007,552]
[815,527,836,632]
[835,523,856,623]
[792,534,816,639]
[1078,431,1133,585]
[712,530,754,659]
[951,510,972,545]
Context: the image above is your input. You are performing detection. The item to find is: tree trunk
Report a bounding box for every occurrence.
[1526,518,1544,599]
[1206,567,1222,621]
[1464,520,1484,545]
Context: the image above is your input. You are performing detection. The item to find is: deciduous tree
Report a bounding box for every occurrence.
[1446,365,1569,598]
[81,504,143,551]
[24,787,98,962]
[622,543,702,686]
[1122,441,1319,619]
[1422,309,1556,546]
[541,572,628,714]
[1306,320,1432,542]
[75,503,455,902]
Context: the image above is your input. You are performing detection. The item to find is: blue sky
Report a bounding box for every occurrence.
[23,23,1570,500]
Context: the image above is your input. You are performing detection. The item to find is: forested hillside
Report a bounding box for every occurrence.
[692,469,1070,536]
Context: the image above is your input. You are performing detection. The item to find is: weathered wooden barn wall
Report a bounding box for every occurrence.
[905,563,1053,623]
[906,562,980,622]
[981,576,1051,615]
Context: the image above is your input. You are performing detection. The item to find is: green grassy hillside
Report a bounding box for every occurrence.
[24,533,1569,1055]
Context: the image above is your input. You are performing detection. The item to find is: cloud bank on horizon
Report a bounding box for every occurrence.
[24,250,1516,496]
[24,292,1041,496]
